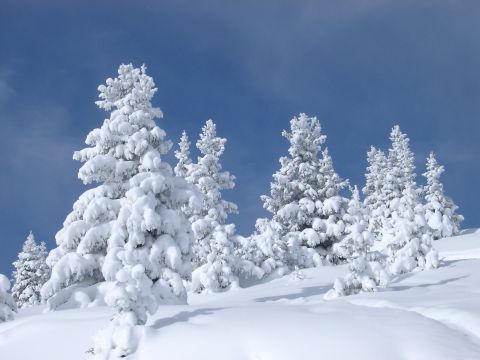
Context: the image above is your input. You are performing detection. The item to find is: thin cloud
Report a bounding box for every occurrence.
[0,69,14,107]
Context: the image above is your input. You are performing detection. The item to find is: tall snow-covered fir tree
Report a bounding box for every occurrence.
[11,232,50,308]
[362,146,388,237]
[382,126,438,274]
[423,152,463,239]
[41,65,163,306]
[261,114,349,266]
[181,120,240,293]
[186,120,237,226]
[174,131,192,178]
[91,64,197,358]
[0,274,16,323]
[384,125,416,204]
[262,114,326,236]
[327,186,389,299]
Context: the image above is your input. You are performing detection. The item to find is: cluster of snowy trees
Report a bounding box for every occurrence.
[325,125,464,298]
[0,231,48,323]
[0,64,464,359]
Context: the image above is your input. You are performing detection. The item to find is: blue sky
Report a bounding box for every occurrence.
[1,0,479,276]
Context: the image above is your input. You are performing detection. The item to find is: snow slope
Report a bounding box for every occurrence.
[2,231,480,359]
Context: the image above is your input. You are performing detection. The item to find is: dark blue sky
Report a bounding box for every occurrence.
[1,0,479,276]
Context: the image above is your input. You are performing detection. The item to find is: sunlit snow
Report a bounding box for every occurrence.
[2,231,480,359]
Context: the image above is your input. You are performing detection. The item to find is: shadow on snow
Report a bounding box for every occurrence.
[151,307,228,329]
[254,285,330,302]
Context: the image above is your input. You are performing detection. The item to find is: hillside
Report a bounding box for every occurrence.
[1,230,480,360]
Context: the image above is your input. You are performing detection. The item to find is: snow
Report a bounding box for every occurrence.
[3,231,480,359]
[0,274,16,322]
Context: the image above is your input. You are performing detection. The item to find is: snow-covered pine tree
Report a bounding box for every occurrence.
[261,114,349,267]
[183,120,240,293]
[42,65,162,307]
[384,185,439,274]
[11,231,50,308]
[92,64,197,358]
[423,152,463,239]
[362,146,388,237]
[237,218,288,277]
[187,120,237,226]
[366,125,416,246]
[333,186,374,262]
[315,148,350,262]
[326,255,389,299]
[0,274,16,322]
[262,114,326,237]
[326,186,389,299]
[174,131,192,178]
[382,126,438,274]
[384,125,416,206]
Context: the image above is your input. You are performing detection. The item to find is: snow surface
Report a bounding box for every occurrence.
[2,231,480,359]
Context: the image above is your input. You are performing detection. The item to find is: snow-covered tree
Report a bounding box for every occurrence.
[190,223,240,293]
[187,120,237,226]
[92,64,197,358]
[325,257,389,299]
[386,125,417,200]
[381,126,438,274]
[42,66,162,305]
[174,131,192,178]
[236,218,287,277]
[0,274,16,322]
[382,125,418,222]
[96,171,195,358]
[11,232,50,308]
[261,114,349,265]
[422,152,463,239]
[362,146,388,237]
[333,187,374,262]
[314,148,350,261]
[384,185,439,274]
[184,120,240,293]
[327,186,389,299]
[262,114,326,236]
